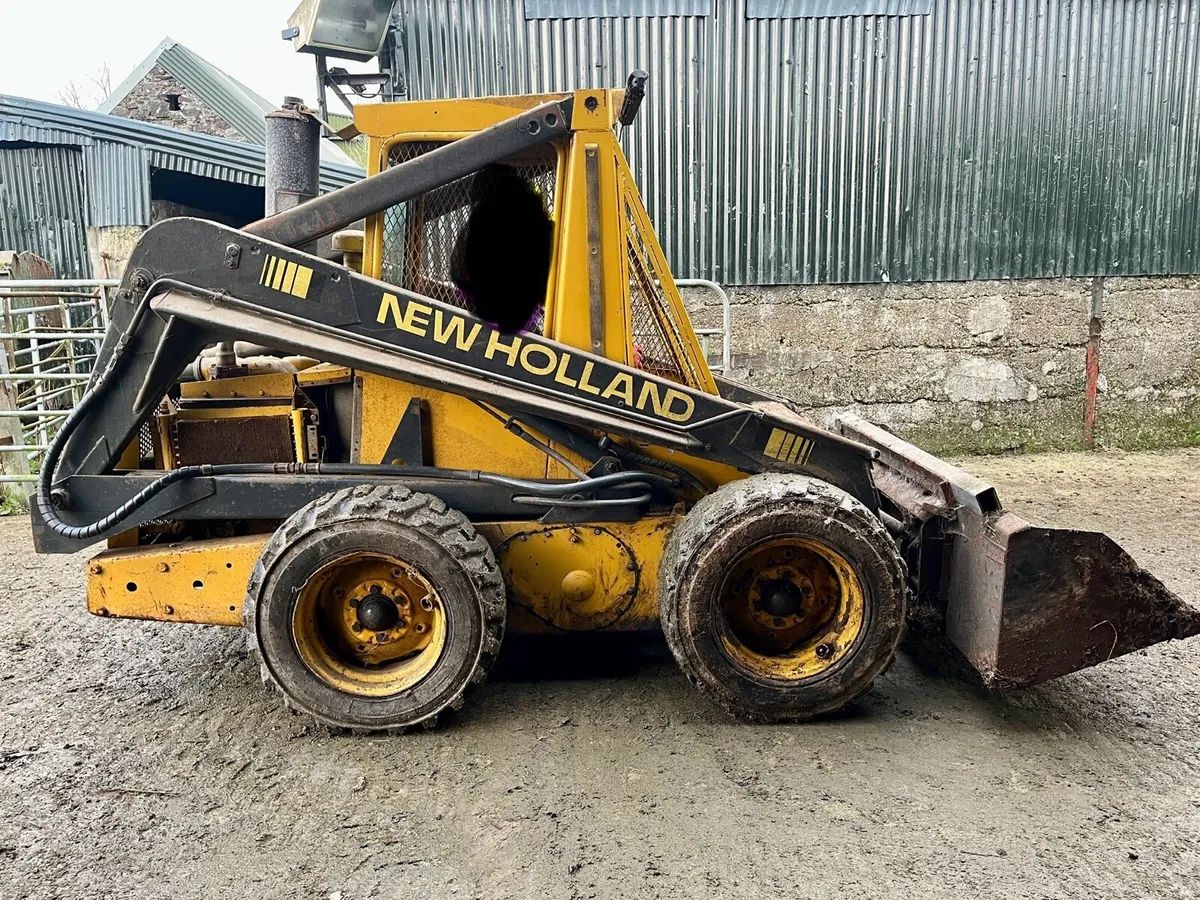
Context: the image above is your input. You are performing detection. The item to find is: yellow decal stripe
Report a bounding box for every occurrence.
[281,260,298,294]
[787,437,808,464]
[778,433,796,462]
[259,256,271,285]
[271,258,287,291]
[291,265,313,299]
[764,428,786,460]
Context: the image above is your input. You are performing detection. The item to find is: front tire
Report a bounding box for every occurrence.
[244,485,506,733]
[660,474,907,722]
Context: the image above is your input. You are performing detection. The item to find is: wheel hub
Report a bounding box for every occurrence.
[291,551,447,697]
[758,577,806,618]
[718,537,866,681]
[357,588,401,632]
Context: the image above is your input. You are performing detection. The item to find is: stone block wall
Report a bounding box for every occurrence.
[682,276,1200,455]
[109,66,242,141]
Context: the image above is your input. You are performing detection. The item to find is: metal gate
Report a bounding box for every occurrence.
[0,279,115,489]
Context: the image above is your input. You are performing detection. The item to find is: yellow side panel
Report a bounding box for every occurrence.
[84,515,676,635]
[357,372,558,477]
[476,515,679,634]
[87,535,269,626]
[180,371,295,400]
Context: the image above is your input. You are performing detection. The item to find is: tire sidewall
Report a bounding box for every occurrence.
[664,477,906,721]
[255,518,486,729]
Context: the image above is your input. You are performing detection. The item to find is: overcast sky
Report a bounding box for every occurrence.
[0,1,373,110]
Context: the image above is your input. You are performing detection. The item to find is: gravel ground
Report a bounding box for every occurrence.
[1,449,1198,900]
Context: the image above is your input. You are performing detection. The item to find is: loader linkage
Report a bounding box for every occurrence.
[32,79,1198,731]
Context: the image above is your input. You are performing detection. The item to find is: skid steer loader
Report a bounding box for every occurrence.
[32,77,1199,732]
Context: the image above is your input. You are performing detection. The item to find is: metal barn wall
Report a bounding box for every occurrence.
[0,146,91,279]
[393,0,1200,285]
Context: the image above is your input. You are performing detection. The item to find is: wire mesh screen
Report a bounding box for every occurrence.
[624,201,688,384]
[382,142,558,314]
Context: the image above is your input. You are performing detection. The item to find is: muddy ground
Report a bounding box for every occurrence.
[1,449,1198,900]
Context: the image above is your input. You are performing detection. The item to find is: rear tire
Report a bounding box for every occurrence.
[244,485,506,733]
[660,474,907,722]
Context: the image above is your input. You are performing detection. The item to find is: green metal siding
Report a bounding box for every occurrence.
[394,0,1200,284]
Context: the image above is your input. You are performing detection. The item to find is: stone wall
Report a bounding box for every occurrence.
[682,276,1200,455]
[109,65,243,141]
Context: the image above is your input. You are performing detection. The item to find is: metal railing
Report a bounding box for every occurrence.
[0,277,731,488]
[0,279,118,485]
[677,278,732,375]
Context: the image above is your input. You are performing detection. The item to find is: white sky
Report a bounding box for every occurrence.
[0,1,374,109]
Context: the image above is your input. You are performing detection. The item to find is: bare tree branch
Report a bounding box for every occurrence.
[56,65,114,110]
[56,80,88,109]
[87,63,112,101]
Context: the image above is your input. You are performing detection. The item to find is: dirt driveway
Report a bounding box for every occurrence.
[1,449,1198,900]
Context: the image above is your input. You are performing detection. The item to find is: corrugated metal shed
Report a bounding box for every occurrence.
[83,141,150,227]
[525,1,711,16]
[746,0,932,15]
[393,0,1200,285]
[0,146,90,278]
[0,94,363,278]
[0,95,362,197]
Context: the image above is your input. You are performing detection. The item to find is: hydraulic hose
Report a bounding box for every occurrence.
[36,293,157,540]
[38,329,678,541]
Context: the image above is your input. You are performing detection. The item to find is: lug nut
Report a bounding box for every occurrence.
[816,643,834,659]
[352,622,362,632]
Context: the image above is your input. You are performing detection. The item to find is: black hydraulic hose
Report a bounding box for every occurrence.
[40,414,676,540]
[36,293,158,540]
[510,491,654,508]
[37,292,679,540]
[602,438,708,494]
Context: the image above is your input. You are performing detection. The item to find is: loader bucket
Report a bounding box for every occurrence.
[837,414,1200,688]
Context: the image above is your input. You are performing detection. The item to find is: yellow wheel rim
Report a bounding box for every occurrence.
[291,551,447,698]
[718,537,866,681]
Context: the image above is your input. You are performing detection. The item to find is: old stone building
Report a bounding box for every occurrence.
[100,38,271,144]
[100,38,364,166]
[106,63,242,140]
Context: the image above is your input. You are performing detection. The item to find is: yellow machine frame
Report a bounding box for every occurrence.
[88,88,735,634]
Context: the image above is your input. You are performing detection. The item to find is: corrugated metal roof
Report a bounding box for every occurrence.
[395,0,1200,285]
[525,0,711,16]
[99,37,357,169]
[0,145,91,278]
[0,94,363,197]
[746,0,932,15]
